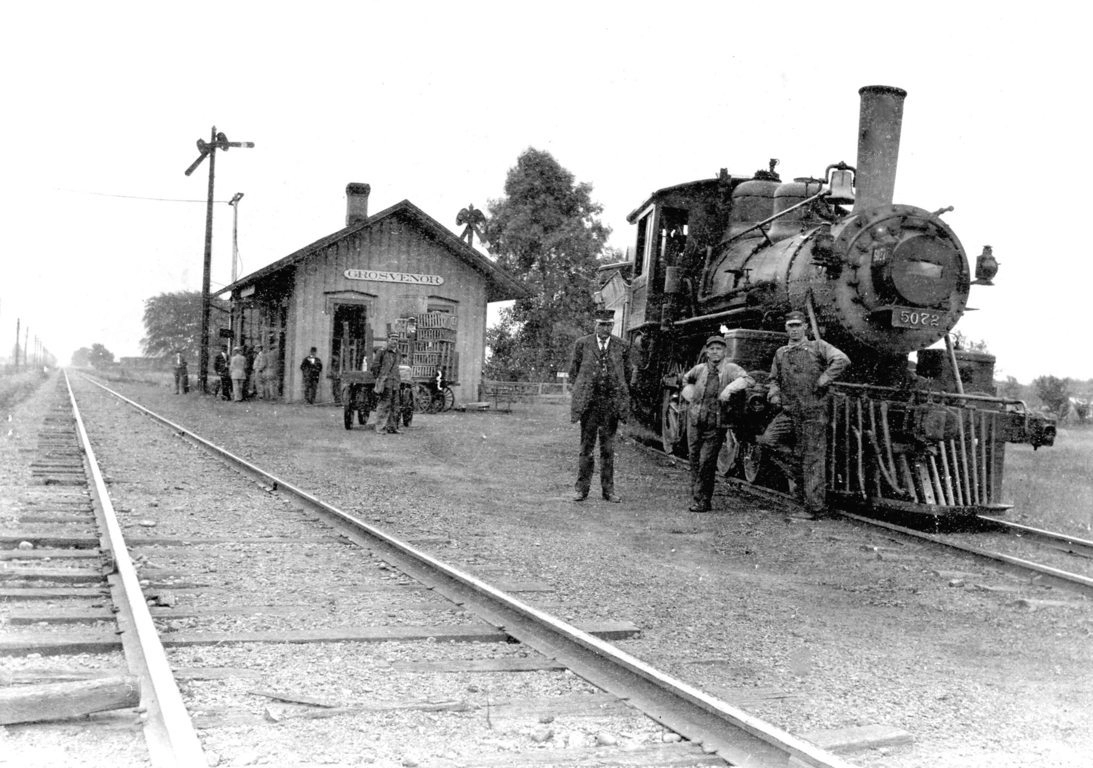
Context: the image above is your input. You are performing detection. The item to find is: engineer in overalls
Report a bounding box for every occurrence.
[760,310,850,519]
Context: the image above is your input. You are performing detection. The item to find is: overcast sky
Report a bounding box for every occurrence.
[2,1,1090,384]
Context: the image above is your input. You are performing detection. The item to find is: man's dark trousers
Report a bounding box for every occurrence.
[576,408,618,498]
[688,418,727,508]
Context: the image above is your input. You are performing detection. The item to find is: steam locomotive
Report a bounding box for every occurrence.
[604,85,1055,523]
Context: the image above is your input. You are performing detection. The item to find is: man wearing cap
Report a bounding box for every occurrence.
[371,333,403,434]
[760,310,850,519]
[568,309,632,503]
[682,336,754,513]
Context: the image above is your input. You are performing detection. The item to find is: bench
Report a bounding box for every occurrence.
[479,382,519,413]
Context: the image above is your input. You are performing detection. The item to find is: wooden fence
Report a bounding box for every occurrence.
[478,379,567,401]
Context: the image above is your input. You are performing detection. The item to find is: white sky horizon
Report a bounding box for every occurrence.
[2,1,1090,384]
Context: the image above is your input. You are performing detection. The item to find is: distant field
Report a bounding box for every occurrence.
[1003,425,1093,536]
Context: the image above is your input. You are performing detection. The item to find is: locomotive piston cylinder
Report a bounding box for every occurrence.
[855,85,907,212]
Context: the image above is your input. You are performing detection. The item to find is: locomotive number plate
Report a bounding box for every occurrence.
[891,306,943,329]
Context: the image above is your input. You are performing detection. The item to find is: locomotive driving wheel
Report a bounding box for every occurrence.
[660,389,687,457]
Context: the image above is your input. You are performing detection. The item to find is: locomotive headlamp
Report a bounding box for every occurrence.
[973,245,998,285]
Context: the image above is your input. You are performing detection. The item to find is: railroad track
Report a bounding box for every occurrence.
[632,437,1093,599]
[0,373,859,768]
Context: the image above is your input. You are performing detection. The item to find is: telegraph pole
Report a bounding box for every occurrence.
[228,192,244,284]
[184,128,254,393]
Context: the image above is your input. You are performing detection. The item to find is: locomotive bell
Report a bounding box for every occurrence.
[825,168,855,205]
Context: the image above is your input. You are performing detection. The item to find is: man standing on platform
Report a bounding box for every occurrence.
[252,345,269,399]
[213,344,231,400]
[568,309,631,503]
[300,347,323,405]
[682,336,754,513]
[372,333,403,434]
[760,310,850,519]
[173,349,189,394]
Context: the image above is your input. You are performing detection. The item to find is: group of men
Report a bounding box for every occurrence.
[211,344,277,402]
[172,344,276,400]
[568,309,849,520]
[301,334,405,434]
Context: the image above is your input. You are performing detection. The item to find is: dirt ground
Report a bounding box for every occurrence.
[52,375,1093,766]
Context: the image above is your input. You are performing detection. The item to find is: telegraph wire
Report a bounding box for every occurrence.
[56,188,237,204]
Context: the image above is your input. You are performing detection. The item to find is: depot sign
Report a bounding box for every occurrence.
[344,269,444,286]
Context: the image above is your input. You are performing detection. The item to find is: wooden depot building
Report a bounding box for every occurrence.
[218,183,528,404]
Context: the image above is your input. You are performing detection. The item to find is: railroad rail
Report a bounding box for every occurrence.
[69,373,858,768]
[0,373,204,767]
[633,436,1093,599]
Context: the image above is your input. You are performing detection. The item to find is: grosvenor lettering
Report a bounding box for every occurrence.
[344,269,444,286]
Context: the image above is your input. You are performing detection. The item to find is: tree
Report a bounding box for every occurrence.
[141,291,228,362]
[950,330,990,353]
[71,347,92,367]
[1033,375,1070,417]
[482,148,610,380]
[88,343,114,368]
[998,375,1024,401]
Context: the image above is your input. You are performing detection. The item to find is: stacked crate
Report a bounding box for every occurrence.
[411,312,459,383]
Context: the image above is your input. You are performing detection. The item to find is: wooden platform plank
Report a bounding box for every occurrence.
[164,621,638,647]
[0,586,110,600]
[0,631,121,656]
[801,724,913,752]
[127,536,335,546]
[0,549,100,560]
[3,607,114,624]
[0,566,103,583]
[388,657,566,674]
[172,667,264,681]
[0,676,140,725]
[0,535,99,549]
[0,622,639,655]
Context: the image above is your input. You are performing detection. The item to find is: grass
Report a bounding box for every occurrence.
[0,369,49,411]
[1002,424,1093,536]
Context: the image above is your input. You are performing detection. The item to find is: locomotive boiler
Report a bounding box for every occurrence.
[607,85,1054,523]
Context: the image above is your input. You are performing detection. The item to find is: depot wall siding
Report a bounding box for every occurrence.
[284,213,489,403]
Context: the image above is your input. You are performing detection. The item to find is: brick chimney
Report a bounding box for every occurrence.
[346,183,371,226]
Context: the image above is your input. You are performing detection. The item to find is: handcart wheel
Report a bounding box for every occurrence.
[413,383,434,414]
[440,386,455,412]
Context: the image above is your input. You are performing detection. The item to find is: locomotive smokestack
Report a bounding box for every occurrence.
[854,85,907,212]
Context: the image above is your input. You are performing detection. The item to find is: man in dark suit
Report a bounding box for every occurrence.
[568,309,631,503]
[213,345,231,400]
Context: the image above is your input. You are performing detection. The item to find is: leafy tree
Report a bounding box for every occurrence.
[88,343,115,368]
[998,375,1024,401]
[141,290,228,362]
[482,148,610,380]
[950,330,990,353]
[71,347,92,367]
[1033,375,1070,417]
